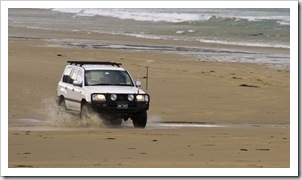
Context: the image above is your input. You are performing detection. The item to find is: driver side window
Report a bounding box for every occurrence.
[76,70,83,84]
[70,68,79,83]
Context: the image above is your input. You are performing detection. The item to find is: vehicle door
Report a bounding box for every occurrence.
[71,68,84,111]
[66,68,81,110]
[59,66,74,109]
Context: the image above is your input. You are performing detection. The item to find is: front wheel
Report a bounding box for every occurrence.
[57,99,66,115]
[132,111,147,128]
[80,103,92,121]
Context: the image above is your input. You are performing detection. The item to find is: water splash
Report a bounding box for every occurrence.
[41,98,104,128]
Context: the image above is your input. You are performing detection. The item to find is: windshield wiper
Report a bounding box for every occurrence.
[91,83,114,86]
[117,84,134,86]
[90,83,133,86]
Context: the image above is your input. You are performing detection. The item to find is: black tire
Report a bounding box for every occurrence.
[80,103,92,121]
[57,99,66,115]
[132,111,147,128]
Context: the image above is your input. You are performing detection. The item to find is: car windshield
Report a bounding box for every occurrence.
[85,70,134,86]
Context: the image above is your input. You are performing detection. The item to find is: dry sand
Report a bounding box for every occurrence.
[8,31,290,169]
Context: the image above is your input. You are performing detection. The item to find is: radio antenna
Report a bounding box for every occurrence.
[137,73,140,94]
[143,66,149,93]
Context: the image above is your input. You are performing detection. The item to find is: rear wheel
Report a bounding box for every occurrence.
[132,111,147,128]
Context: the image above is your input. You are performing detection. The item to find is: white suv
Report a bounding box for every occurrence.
[57,61,150,128]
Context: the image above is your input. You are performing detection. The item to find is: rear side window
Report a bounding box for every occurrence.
[62,67,72,83]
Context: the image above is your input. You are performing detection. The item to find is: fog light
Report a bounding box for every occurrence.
[110,94,117,101]
[128,94,134,101]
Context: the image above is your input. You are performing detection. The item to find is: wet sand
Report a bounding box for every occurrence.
[7,27,290,170]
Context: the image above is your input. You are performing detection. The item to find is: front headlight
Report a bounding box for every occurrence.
[92,94,106,101]
[136,94,149,102]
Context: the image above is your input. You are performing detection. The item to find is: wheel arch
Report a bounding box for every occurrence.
[58,95,65,105]
[81,99,88,109]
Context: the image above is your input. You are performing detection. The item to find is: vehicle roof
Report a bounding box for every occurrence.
[68,64,126,71]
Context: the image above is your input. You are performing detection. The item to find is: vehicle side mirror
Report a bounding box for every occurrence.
[136,81,142,87]
[73,80,82,87]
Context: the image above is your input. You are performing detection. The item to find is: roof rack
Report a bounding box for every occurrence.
[67,61,122,67]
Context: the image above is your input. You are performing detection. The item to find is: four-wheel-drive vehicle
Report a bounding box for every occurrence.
[57,61,150,128]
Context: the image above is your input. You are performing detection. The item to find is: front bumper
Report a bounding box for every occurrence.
[91,101,149,113]
[90,93,150,114]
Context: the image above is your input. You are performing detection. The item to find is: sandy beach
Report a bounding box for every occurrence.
[8,25,290,170]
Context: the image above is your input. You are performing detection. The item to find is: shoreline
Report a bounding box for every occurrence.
[8,25,290,68]
[8,26,290,52]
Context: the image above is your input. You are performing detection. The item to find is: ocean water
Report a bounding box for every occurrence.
[8,8,290,67]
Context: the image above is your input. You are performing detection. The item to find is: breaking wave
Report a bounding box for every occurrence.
[51,8,289,26]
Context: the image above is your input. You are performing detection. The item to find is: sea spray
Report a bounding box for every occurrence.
[147,114,163,124]
[41,98,104,128]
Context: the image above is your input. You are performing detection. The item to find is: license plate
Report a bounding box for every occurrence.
[117,104,128,109]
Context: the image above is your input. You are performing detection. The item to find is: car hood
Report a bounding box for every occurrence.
[84,86,146,94]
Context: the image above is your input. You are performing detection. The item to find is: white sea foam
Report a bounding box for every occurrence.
[198,39,290,49]
[51,8,290,25]
[52,8,83,14]
[75,8,202,23]
[124,33,163,40]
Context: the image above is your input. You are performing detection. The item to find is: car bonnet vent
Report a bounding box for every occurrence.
[67,61,122,67]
